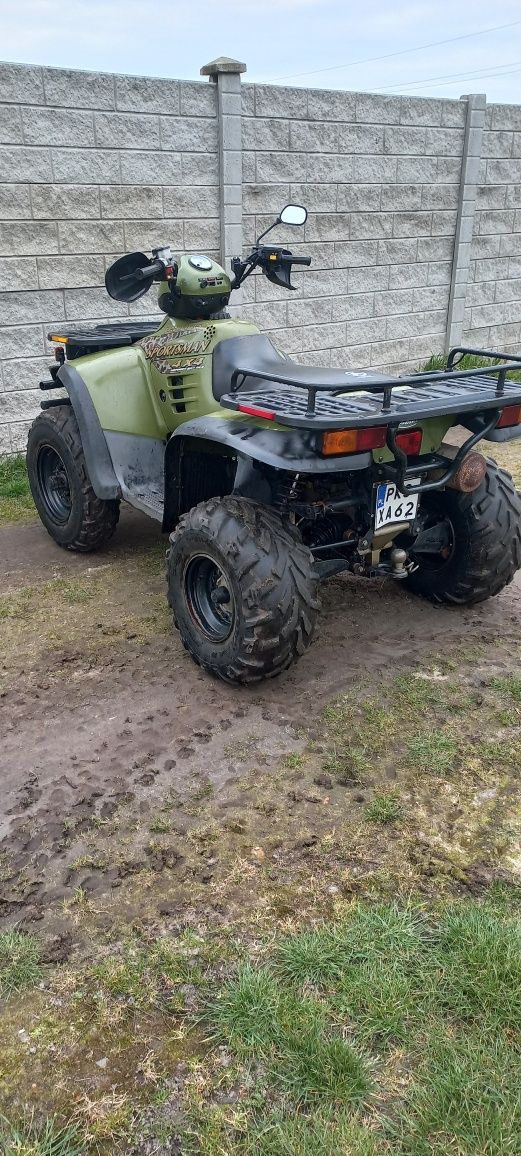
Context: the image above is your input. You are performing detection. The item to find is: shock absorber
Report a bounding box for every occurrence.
[273,472,302,511]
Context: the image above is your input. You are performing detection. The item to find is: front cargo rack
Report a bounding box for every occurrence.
[220,346,521,431]
[48,321,157,357]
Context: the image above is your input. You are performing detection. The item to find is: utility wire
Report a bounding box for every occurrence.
[372,58,521,92]
[269,18,521,83]
[375,66,521,93]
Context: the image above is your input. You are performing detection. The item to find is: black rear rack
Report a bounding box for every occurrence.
[220,346,521,431]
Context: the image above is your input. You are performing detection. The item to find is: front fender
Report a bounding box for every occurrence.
[57,363,121,499]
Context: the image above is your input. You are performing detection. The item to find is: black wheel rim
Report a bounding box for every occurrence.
[184,554,235,642]
[36,445,72,524]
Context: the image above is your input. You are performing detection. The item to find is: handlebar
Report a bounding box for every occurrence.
[230,245,313,291]
[134,259,165,281]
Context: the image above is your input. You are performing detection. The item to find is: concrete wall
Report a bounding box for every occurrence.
[0,62,219,453]
[240,85,464,371]
[464,102,521,352]
[1,57,521,453]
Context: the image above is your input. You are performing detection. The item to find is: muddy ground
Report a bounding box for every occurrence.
[1,462,521,1147]
[1,492,521,946]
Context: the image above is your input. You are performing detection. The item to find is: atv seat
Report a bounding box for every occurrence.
[212,334,387,399]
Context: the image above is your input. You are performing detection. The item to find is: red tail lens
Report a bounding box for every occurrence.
[356,426,388,451]
[322,426,387,455]
[395,429,422,455]
[497,404,521,428]
[237,403,276,420]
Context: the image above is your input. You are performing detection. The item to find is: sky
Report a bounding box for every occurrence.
[1,0,521,103]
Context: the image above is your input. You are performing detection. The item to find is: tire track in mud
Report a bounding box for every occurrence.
[1,517,520,927]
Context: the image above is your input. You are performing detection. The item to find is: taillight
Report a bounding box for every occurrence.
[395,429,422,455]
[497,404,521,428]
[321,426,387,455]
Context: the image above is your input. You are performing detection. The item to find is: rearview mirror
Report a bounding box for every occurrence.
[279,204,307,227]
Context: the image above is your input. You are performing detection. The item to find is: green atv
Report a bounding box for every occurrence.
[27,204,521,683]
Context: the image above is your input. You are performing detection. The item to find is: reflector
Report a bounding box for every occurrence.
[321,426,387,455]
[395,429,422,455]
[497,404,521,428]
[238,403,276,420]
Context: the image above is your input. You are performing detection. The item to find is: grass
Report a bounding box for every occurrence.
[394,1027,521,1155]
[422,351,521,380]
[406,729,458,774]
[0,931,42,997]
[0,1114,84,1155]
[421,353,521,486]
[189,900,521,1154]
[209,966,370,1106]
[365,792,402,824]
[0,454,35,524]
[0,547,170,690]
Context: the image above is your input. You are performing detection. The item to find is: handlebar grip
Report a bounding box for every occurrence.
[135,259,165,281]
[288,255,311,266]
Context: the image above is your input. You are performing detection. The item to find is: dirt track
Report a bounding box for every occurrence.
[1,509,521,938]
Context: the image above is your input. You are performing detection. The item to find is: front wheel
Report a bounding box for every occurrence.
[27,407,120,552]
[406,459,521,605]
[167,497,319,683]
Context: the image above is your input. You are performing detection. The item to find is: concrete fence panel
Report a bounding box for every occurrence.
[1,56,520,452]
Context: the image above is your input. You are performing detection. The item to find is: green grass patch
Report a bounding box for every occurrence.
[0,931,42,997]
[91,932,207,1013]
[422,352,521,381]
[186,900,521,1153]
[242,1108,378,1156]
[321,672,468,787]
[0,1114,85,1156]
[394,1026,521,1155]
[365,792,402,824]
[406,729,458,774]
[491,674,521,703]
[0,453,35,524]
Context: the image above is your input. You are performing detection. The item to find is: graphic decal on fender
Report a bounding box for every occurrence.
[140,329,211,358]
[152,356,204,376]
[139,329,212,376]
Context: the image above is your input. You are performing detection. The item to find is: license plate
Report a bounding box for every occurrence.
[375,482,419,528]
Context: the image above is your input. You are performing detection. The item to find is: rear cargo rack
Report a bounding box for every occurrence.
[220,346,521,431]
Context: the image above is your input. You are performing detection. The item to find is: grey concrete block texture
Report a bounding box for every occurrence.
[0,62,221,447]
[0,58,520,448]
[462,102,521,351]
[242,84,475,374]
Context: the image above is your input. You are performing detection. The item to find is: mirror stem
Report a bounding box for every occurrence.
[255,216,281,246]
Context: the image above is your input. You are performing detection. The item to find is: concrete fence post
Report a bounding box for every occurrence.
[200,56,246,273]
[445,93,486,352]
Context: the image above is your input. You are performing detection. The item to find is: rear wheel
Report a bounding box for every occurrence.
[27,407,120,552]
[167,496,319,683]
[406,459,521,605]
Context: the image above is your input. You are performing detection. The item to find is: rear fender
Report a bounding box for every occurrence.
[163,415,371,531]
[57,362,121,499]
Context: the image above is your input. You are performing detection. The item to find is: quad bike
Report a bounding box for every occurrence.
[27,204,521,683]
